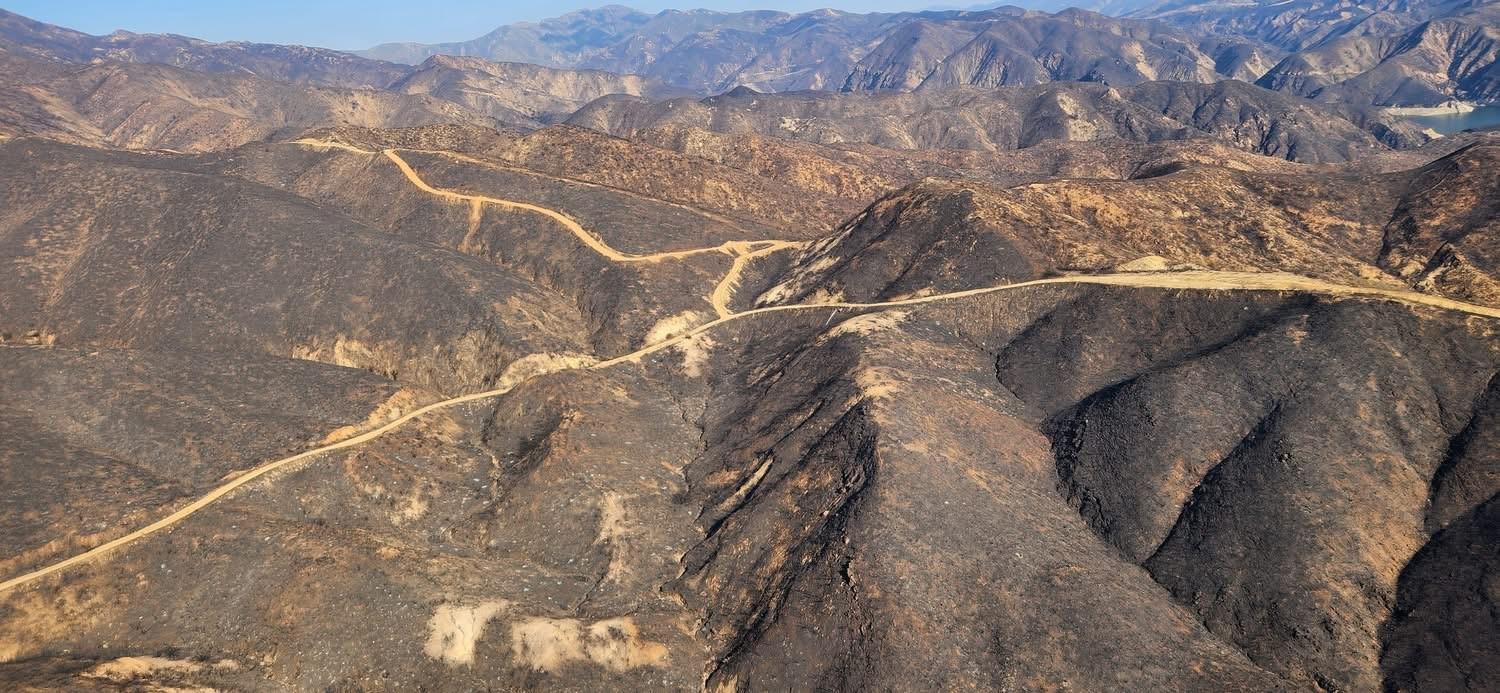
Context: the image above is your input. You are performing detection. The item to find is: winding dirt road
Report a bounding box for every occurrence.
[3,268,1497,594]
[299,138,806,318]
[7,141,1499,594]
[402,145,759,233]
[710,241,801,318]
[298,138,804,265]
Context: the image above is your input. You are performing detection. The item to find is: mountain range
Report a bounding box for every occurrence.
[0,1,1497,691]
[2,117,1496,690]
[1133,0,1493,51]
[361,6,1278,93]
[568,80,1427,162]
[357,1,1500,106]
[0,7,1445,161]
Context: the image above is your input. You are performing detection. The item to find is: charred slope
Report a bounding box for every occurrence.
[569,81,1427,163]
[364,123,860,233]
[0,346,413,574]
[756,164,1383,305]
[756,137,1500,310]
[630,122,1315,196]
[996,288,1500,691]
[1378,141,1500,305]
[7,276,1495,690]
[1121,79,1426,152]
[209,135,807,355]
[673,290,1291,690]
[0,138,590,395]
[329,123,1311,244]
[1381,492,1500,690]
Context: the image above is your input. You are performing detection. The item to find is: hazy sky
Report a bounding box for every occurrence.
[4,1,999,50]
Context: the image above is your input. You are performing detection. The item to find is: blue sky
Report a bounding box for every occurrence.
[4,1,991,50]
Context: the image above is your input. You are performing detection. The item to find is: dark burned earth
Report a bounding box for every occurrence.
[2,0,1500,689]
[0,107,1498,692]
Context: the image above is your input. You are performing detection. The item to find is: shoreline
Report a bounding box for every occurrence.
[1384,101,1480,116]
